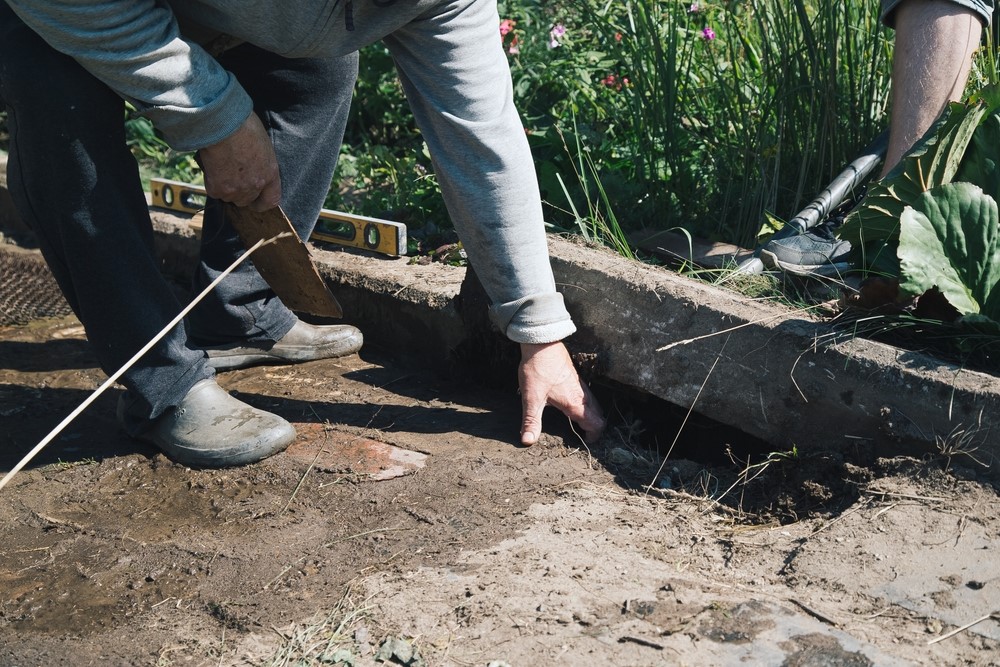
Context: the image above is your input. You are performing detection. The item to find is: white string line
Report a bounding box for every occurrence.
[0,232,291,493]
[656,303,818,352]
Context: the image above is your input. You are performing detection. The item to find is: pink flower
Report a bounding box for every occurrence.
[549,23,566,48]
[600,73,624,91]
[701,26,716,40]
[500,18,519,55]
[615,32,622,42]
[689,2,699,12]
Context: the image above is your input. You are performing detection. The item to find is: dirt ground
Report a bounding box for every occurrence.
[2,313,1000,667]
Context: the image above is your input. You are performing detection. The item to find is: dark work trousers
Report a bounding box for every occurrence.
[0,2,357,435]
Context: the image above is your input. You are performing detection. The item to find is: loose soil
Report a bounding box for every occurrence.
[2,314,999,667]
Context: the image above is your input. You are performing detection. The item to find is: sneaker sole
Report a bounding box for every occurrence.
[759,249,853,278]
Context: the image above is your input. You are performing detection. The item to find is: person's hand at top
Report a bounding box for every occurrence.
[197,112,281,211]
[518,341,606,446]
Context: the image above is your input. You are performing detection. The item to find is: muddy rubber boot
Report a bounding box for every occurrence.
[200,320,364,371]
[122,379,296,467]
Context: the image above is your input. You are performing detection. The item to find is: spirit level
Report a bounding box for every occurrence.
[149,178,407,257]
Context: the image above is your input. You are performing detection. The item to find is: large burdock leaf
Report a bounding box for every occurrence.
[955,109,1000,198]
[898,182,1000,320]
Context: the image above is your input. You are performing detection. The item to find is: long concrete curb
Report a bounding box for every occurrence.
[154,210,1000,466]
[2,158,998,467]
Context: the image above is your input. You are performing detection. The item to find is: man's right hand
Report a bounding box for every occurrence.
[518,341,606,446]
[197,113,281,211]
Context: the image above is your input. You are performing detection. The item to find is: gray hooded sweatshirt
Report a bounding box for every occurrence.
[8,0,577,344]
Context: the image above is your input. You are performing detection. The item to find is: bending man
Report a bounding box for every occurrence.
[0,0,606,466]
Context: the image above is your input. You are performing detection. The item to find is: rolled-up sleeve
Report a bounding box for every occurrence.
[880,0,993,27]
[383,0,577,344]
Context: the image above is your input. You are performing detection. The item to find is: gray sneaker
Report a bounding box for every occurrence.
[121,378,296,467]
[200,319,363,371]
[759,221,853,278]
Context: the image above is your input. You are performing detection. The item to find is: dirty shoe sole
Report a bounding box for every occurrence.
[204,324,363,371]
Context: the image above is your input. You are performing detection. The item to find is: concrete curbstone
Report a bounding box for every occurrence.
[547,237,1000,468]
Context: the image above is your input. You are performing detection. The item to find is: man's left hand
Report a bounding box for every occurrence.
[518,341,606,446]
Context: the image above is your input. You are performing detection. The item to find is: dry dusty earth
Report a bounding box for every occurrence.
[2,314,1000,667]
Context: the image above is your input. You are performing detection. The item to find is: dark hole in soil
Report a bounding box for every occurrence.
[581,380,873,526]
[590,380,772,464]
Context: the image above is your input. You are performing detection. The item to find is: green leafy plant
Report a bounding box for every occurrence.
[899,183,1000,320]
[841,86,1000,326]
[545,0,892,246]
[550,120,636,259]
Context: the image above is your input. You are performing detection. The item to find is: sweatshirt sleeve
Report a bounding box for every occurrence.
[489,292,577,345]
[6,0,252,151]
[379,2,578,344]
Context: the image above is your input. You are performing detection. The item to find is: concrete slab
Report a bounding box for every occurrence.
[547,240,1000,465]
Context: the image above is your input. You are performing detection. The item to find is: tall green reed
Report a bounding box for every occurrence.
[535,0,894,246]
